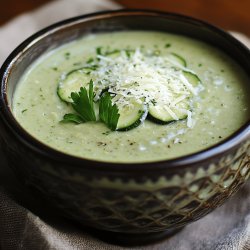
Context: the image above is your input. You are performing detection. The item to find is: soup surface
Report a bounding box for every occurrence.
[13,31,250,163]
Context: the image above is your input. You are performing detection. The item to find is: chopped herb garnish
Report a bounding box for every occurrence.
[151,99,157,106]
[96,47,102,55]
[65,52,71,59]
[52,67,58,71]
[86,58,94,64]
[102,131,111,135]
[97,141,107,146]
[99,92,120,131]
[125,49,134,58]
[165,43,171,48]
[22,109,28,113]
[62,114,83,124]
[198,63,202,67]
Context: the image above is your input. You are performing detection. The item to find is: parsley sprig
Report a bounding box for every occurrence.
[62,80,120,131]
[99,92,120,131]
[71,80,96,121]
[62,80,96,123]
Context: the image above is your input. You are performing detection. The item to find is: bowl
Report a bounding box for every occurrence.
[0,9,250,245]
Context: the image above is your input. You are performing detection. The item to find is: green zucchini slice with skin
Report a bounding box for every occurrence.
[116,101,148,131]
[105,50,121,59]
[57,68,91,102]
[182,71,201,87]
[148,70,199,124]
[106,49,135,59]
[168,53,187,67]
[148,100,189,124]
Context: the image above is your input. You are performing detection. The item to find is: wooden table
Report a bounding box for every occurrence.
[0,0,250,37]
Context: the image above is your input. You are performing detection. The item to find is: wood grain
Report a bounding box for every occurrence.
[0,0,52,25]
[117,0,250,36]
[0,0,249,37]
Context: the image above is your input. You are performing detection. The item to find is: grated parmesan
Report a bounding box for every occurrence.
[84,48,202,127]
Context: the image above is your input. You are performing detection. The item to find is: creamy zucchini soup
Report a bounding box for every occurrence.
[13,31,250,163]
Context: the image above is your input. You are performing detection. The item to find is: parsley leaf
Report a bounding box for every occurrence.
[61,113,83,124]
[61,80,96,124]
[99,92,120,131]
[96,47,102,55]
[61,81,120,131]
[71,80,96,122]
[86,57,94,64]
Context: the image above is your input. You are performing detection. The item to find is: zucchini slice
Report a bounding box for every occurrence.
[58,68,91,102]
[148,100,189,124]
[116,101,148,131]
[106,50,121,59]
[168,53,187,67]
[106,49,135,59]
[182,71,201,87]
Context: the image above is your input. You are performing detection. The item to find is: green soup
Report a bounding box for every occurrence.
[13,31,250,163]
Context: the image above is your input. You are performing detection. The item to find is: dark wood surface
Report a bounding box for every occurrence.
[0,0,52,24]
[116,0,250,36]
[0,0,250,37]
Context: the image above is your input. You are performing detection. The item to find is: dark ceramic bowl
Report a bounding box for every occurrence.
[0,10,250,245]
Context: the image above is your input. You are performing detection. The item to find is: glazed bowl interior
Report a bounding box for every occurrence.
[1,10,250,169]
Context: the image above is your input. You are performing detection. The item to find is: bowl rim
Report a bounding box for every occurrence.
[0,9,250,172]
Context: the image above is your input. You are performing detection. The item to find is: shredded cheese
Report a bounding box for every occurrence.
[84,48,202,127]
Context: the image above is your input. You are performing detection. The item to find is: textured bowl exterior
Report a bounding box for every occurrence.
[0,10,250,235]
[1,119,249,233]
